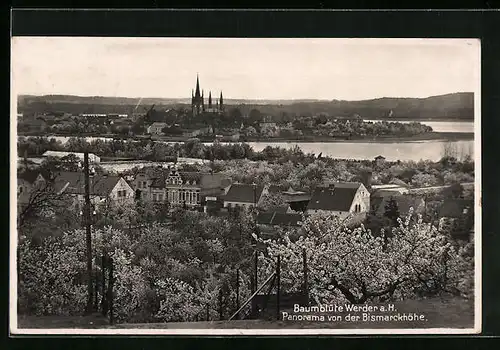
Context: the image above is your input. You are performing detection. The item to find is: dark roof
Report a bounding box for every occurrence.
[53,171,123,196]
[439,199,474,218]
[18,169,44,184]
[150,176,166,188]
[145,170,230,190]
[257,212,303,226]
[375,155,386,160]
[307,182,361,212]
[224,183,265,203]
[372,195,425,216]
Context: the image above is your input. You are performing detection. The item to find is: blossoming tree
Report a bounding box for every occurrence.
[255,210,473,305]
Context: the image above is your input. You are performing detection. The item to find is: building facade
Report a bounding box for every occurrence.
[132,167,231,209]
[223,183,267,209]
[147,122,168,135]
[191,75,224,116]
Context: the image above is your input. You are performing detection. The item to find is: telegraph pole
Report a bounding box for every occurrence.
[84,151,93,314]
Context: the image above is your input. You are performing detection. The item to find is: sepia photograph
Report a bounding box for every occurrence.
[10,37,481,335]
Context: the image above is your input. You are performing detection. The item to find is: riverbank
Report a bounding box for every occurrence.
[18,131,474,144]
[154,132,474,144]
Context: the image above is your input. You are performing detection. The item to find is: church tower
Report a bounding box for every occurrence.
[219,91,224,112]
[191,74,204,116]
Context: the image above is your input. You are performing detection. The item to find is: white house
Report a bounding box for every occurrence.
[147,122,168,135]
[306,182,370,221]
[53,171,134,208]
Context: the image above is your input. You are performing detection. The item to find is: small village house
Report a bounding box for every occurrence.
[306,182,371,222]
[17,170,48,206]
[256,211,303,236]
[147,122,168,135]
[132,167,231,210]
[52,171,135,209]
[223,183,267,209]
[281,187,312,212]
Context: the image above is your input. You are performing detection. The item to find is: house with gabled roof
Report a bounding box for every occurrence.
[147,122,168,135]
[17,170,48,205]
[306,182,370,220]
[52,171,134,207]
[132,166,231,209]
[257,211,303,235]
[223,183,267,209]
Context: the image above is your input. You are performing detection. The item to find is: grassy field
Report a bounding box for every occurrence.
[16,297,475,330]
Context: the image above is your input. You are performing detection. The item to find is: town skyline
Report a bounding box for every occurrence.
[12,37,479,101]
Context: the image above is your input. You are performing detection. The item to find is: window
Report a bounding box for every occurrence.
[19,186,23,193]
[158,193,164,201]
[142,181,147,188]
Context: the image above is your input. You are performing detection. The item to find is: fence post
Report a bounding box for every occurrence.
[206,303,210,321]
[276,255,281,321]
[236,269,240,320]
[108,257,114,325]
[303,247,309,305]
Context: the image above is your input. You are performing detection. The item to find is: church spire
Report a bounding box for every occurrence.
[195,74,201,98]
[208,91,212,108]
[219,91,224,111]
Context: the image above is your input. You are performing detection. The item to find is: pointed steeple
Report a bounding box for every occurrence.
[208,91,212,108]
[195,74,201,98]
[219,91,224,111]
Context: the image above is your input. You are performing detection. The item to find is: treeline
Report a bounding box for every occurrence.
[19,92,474,121]
[19,136,474,191]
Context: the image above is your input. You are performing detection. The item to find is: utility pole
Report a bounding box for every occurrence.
[236,269,240,320]
[84,151,93,314]
[276,255,281,321]
[303,248,308,305]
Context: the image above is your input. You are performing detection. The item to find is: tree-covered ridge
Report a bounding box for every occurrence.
[18,92,473,121]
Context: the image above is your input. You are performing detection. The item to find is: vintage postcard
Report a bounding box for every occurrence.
[10,37,481,335]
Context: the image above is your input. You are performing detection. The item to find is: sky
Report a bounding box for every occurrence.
[11,37,480,101]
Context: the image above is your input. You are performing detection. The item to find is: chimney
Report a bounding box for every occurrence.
[363,170,373,191]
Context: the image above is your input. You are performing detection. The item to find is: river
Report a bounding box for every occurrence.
[18,121,475,163]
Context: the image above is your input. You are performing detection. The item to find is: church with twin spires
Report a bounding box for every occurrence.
[191,74,224,116]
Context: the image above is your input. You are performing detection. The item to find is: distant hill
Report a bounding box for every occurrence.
[17,92,474,120]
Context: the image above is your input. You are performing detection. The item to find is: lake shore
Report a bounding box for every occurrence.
[17,131,474,144]
[155,132,474,144]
